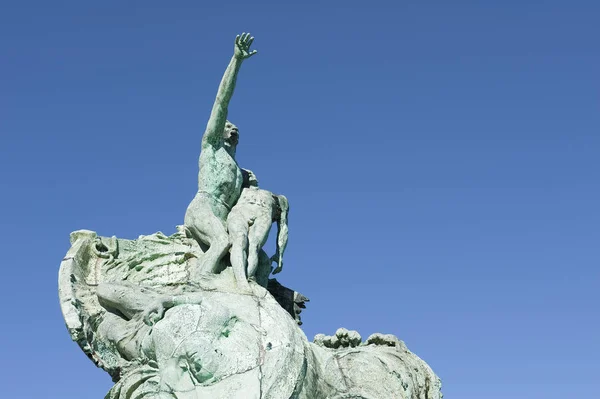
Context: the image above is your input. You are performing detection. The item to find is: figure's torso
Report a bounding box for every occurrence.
[198,144,243,210]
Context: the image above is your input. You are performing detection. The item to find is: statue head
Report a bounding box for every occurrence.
[223,120,239,148]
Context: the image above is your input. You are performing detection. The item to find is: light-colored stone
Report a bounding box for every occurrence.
[59,230,442,398]
[58,32,443,398]
[184,33,259,278]
[227,186,289,291]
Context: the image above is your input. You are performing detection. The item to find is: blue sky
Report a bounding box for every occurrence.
[1,1,598,397]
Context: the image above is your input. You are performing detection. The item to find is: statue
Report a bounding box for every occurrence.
[184,32,258,277]
[227,185,289,291]
[58,33,443,398]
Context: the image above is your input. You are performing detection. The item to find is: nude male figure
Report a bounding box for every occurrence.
[184,33,257,277]
[227,184,289,291]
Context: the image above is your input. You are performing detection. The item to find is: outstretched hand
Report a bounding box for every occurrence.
[234,32,257,60]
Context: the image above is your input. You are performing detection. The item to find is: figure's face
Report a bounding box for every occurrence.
[223,121,239,147]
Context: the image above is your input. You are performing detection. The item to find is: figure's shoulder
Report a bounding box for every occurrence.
[201,133,224,151]
[199,141,222,160]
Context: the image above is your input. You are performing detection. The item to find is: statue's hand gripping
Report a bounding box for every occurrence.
[234,32,258,60]
[142,298,172,326]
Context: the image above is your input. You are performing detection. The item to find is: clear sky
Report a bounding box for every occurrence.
[1,1,598,398]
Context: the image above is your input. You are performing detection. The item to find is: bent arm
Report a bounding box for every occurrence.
[171,292,205,306]
[242,168,259,187]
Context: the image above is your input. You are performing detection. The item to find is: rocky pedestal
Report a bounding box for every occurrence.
[59,229,442,399]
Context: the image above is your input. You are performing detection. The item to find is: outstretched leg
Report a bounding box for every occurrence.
[184,196,230,277]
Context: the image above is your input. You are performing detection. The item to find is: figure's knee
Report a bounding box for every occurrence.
[183,215,203,240]
[183,204,200,227]
[211,233,231,253]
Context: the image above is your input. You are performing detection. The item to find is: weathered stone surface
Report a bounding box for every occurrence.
[58,32,442,398]
[311,329,442,398]
[60,229,306,398]
[59,230,442,398]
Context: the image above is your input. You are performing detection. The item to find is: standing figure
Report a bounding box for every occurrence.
[184,33,257,277]
[227,185,289,290]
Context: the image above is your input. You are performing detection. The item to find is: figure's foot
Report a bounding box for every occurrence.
[313,328,362,349]
[236,279,253,294]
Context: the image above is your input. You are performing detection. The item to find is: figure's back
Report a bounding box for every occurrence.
[237,187,276,212]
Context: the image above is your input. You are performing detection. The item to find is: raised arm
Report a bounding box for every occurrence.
[202,33,257,147]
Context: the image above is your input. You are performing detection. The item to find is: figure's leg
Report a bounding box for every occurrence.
[184,198,230,276]
[254,249,273,288]
[226,212,251,291]
[247,215,273,279]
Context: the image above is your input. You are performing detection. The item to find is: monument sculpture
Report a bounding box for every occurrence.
[59,33,443,398]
